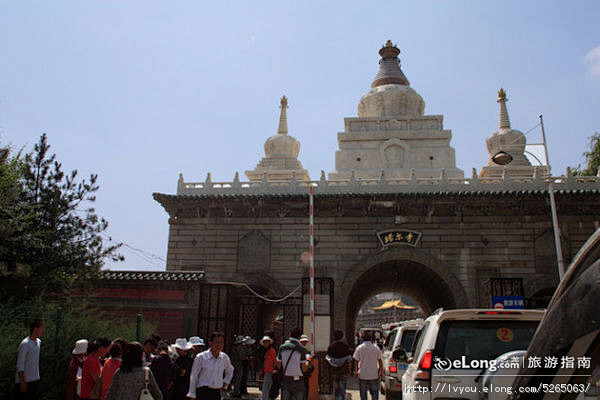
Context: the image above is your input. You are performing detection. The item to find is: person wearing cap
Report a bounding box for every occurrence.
[66,339,88,400]
[259,336,276,400]
[299,335,309,348]
[241,336,256,395]
[171,338,193,400]
[230,335,246,398]
[187,331,234,400]
[298,335,313,400]
[278,328,311,400]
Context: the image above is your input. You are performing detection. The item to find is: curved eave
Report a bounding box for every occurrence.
[153,188,600,202]
[97,270,205,281]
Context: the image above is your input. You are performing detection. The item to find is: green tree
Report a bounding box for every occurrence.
[0,134,123,301]
[572,132,600,176]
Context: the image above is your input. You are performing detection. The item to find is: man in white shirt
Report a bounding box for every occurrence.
[187,331,234,400]
[353,331,383,400]
[15,319,44,400]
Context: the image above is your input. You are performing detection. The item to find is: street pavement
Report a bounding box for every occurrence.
[221,378,363,399]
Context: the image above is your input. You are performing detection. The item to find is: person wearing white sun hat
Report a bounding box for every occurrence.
[259,336,276,400]
[188,336,206,357]
[171,338,193,400]
[66,339,88,400]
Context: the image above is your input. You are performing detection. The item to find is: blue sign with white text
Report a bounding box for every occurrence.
[492,296,525,309]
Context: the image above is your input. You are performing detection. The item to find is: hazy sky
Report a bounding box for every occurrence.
[2,1,599,270]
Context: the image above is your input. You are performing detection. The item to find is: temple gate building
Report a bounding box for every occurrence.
[150,40,600,347]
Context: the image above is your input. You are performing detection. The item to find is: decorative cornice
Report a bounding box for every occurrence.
[168,167,600,197]
[97,270,204,281]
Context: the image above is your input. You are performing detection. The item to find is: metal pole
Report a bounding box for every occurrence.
[309,185,315,356]
[185,316,192,339]
[54,307,63,381]
[54,307,63,354]
[136,314,142,342]
[540,115,566,279]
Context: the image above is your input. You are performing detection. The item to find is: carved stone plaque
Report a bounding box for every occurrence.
[237,230,270,272]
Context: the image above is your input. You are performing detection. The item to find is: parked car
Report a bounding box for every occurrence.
[511,228,600,400]
[381,318,424,399]
[401,309,545,400]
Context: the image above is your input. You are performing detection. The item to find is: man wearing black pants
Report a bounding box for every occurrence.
[15,319,44,400]
[187,331,234,400]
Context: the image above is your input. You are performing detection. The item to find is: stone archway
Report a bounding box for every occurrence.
[337,246,469,342]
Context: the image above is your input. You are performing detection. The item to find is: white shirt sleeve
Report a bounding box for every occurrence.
[353,345,360,361]
[187,355,201,398]
[223,354,234,385]
[16,341,28,373]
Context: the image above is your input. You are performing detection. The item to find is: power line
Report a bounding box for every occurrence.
[100,233,165,268]
[213,281,301,303]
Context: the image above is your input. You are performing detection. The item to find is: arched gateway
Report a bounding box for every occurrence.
[339,246,469,341]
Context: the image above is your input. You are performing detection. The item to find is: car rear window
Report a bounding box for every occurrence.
[400,329,417,352]
[434,320,540,364]
[385,329,397,350]
[412,322,429,360]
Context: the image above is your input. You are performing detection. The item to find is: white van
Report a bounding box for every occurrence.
[381,319,424,399]
[401,309,545,400]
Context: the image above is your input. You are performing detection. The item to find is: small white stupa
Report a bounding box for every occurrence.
[245,96,310,181]
[479,89,541,178]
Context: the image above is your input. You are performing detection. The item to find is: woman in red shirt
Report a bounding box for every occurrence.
[260,336,277,400]
[100,339,125,400]
[80,337,110,400]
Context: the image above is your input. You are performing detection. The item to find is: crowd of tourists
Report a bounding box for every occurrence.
[15,319,384,400]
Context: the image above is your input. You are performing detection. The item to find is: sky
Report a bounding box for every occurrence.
[1,1,599,270]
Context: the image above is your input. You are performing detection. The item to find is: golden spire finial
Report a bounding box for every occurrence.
[497,88,511,129]
[385,39,394,47]
[498,88,507,101]
[278,95,288,134]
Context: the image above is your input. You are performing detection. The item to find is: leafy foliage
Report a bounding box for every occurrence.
[0,134,123,301]
[0,301,156,400]
[571,132,600,176]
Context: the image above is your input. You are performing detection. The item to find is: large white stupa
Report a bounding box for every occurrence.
[328,40,464,180]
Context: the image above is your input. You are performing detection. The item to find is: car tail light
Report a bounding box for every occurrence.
[478,311,522,315]
[389,364,398,373]
[416,350,432,386]
[420,350,432,370]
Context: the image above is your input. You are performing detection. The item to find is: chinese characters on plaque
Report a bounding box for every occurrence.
[377,230,422,248]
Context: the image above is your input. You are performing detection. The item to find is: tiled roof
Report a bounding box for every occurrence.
[154,188,600,201]
[98,270,204,281]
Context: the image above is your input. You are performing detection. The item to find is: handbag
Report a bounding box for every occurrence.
[76,366,83,397]
[139,367,155,400]
[269,348,296,399]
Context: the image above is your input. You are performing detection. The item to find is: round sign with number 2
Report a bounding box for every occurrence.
[496,328,514,342]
